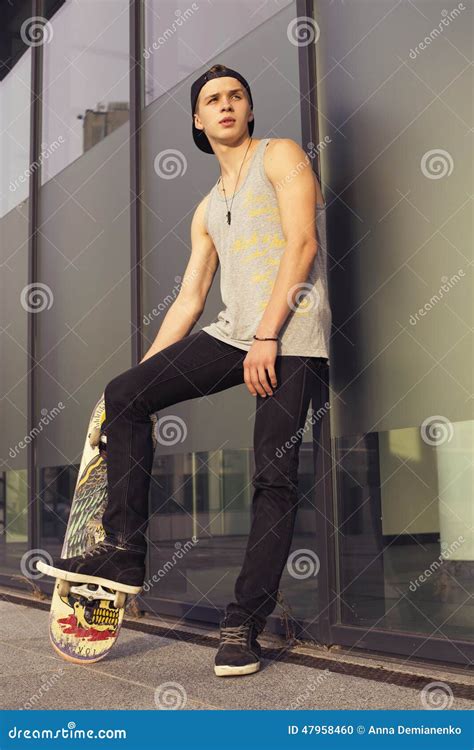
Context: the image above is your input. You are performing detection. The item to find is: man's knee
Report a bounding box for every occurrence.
[104,370,137,409]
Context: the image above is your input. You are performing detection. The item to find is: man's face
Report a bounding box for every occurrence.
[194,76,253,144]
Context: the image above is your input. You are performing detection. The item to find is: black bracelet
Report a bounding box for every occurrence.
[253,335,279,341]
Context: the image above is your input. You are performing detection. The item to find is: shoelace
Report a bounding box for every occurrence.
[82,541,113,558]
[220,624,251,646]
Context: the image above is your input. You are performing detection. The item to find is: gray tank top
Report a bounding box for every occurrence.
[201,137,331,360]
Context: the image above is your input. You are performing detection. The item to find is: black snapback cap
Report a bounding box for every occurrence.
[190,66,254,154]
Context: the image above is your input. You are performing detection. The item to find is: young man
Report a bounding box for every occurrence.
[37,64,332,677]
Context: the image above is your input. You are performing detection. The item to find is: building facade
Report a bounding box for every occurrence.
[0,0,472,666]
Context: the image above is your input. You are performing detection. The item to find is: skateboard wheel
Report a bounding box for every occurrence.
[57,579,71,597]
[113,591,126,609]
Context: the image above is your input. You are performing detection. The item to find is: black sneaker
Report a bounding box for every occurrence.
[214,612,262,677]
[35,540,145,594]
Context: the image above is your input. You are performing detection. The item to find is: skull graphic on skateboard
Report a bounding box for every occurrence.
[37,394,157,664]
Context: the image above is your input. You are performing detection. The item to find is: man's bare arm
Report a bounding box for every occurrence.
[253,138,319,341]
[140,195,218,362]
[244,138,320,398]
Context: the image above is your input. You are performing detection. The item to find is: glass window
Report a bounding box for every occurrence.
[0,49,31,218]
[0,204,29,579]
[145,445,321,626]
[314,0,473,642]
[41,0,129,183]
[36,0,132,557]
[0,17,31,579]
[0,471,28,576]
[143,0,294,106]
[141,1,321,628]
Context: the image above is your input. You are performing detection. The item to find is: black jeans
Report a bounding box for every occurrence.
[102,329,328,632]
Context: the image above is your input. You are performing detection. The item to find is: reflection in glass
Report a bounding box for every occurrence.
[0,471,28,581]
[143,0,293,106]
[0,50,31,218]
[39,466,79,559]
[146,446,319,624]
[334,422,473,642]
[41,0,129,183]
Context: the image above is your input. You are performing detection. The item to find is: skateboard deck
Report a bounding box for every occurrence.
[42,394,156,664]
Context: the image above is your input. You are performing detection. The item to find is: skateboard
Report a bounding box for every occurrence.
[37,394,157,664]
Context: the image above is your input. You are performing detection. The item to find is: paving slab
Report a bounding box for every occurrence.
[0,601,472,711]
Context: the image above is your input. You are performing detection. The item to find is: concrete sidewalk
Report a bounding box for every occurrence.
[0,600,472,711]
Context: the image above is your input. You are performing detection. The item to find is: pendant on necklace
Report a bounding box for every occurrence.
[227,210,231,225]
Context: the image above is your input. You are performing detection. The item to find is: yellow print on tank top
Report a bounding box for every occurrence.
[242,187,280,223]
[231,232,285,260]
[231,190,285,258]
[230,186,288,310]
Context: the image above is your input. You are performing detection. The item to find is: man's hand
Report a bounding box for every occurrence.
[243,339,278,397]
